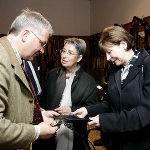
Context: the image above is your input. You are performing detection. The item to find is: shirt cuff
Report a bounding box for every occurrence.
[34,125,40,141]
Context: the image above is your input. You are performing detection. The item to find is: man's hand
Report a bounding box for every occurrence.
[42,110,60,125]
[55,106,71,114]
[72,107,88,118]
[38,122,59,139]
[88,115,100,127]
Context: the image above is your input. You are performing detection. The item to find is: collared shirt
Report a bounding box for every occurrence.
[121,50,140,84]
[7,36,22,65]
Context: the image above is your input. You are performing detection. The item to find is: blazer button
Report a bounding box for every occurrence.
[29,99,33,103]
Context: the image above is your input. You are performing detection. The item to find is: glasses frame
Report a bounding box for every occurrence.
[30,30,47,48]
[60,49,79,56]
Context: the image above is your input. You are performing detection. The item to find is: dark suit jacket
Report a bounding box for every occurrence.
[40,67,98,150]
[0,37,35,150]
[87,49,150,150]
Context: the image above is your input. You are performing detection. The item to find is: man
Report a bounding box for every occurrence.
[0,8,59,149]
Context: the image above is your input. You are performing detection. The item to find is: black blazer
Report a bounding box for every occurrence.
[87,49,150,150]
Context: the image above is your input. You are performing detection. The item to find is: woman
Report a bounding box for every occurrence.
[40,37,98,150]
[73,26,150,150]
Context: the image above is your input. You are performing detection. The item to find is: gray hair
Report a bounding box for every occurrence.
[64,37,86,55]
[8,8,53,35]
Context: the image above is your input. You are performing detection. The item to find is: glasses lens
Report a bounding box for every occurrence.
[31,30,47,48]
[42,43,47,48]
[60,49,63,54]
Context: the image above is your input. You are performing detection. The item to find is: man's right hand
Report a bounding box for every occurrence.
[38,122,59,139]
[72,107,88,118]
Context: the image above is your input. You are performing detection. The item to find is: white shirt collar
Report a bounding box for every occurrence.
[7,36,22,65]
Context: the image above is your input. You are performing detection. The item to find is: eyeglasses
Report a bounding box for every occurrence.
[60,49,78,56]
[30,30,47,48]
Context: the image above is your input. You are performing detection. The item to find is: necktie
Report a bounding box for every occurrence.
[24,61,38,95]
[21,63,43,125]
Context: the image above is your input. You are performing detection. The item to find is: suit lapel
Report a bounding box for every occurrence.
[0,36,32,93]
[121,63,141,88]
[121,49,148,88]
[114,69,121,95]
[15,60,32,92]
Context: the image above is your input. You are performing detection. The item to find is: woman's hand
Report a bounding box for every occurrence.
[55,106,71,114]
[88,115,100,127]
[73,107,88,118]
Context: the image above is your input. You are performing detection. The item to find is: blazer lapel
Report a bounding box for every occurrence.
[114,69,121,95]
[0,36,32,93]
[15,60,32,92]
[121,50,148,88]
[121,64,141,88]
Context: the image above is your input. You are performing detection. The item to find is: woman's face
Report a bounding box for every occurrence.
[61,43,82,70]
[105,42,128,66]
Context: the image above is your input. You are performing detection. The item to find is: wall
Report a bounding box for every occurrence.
[0,0,90,36]
[0,0,150,36]
[90,0,150,35]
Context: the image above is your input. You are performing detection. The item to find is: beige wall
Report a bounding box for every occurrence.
[0,0,150,36]
[0,0,90,36]
[90,0,150,35]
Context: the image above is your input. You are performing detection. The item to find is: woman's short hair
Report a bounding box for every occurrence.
[64,37,86,55]
[8,8,53,36]
[99,26,135,51]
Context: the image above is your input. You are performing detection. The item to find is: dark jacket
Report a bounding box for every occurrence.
[87,49,150,150]
[40,67,98,150]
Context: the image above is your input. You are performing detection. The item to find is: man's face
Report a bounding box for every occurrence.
[21,28,49,61]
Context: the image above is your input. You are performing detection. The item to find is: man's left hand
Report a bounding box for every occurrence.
[42,110,60,124]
